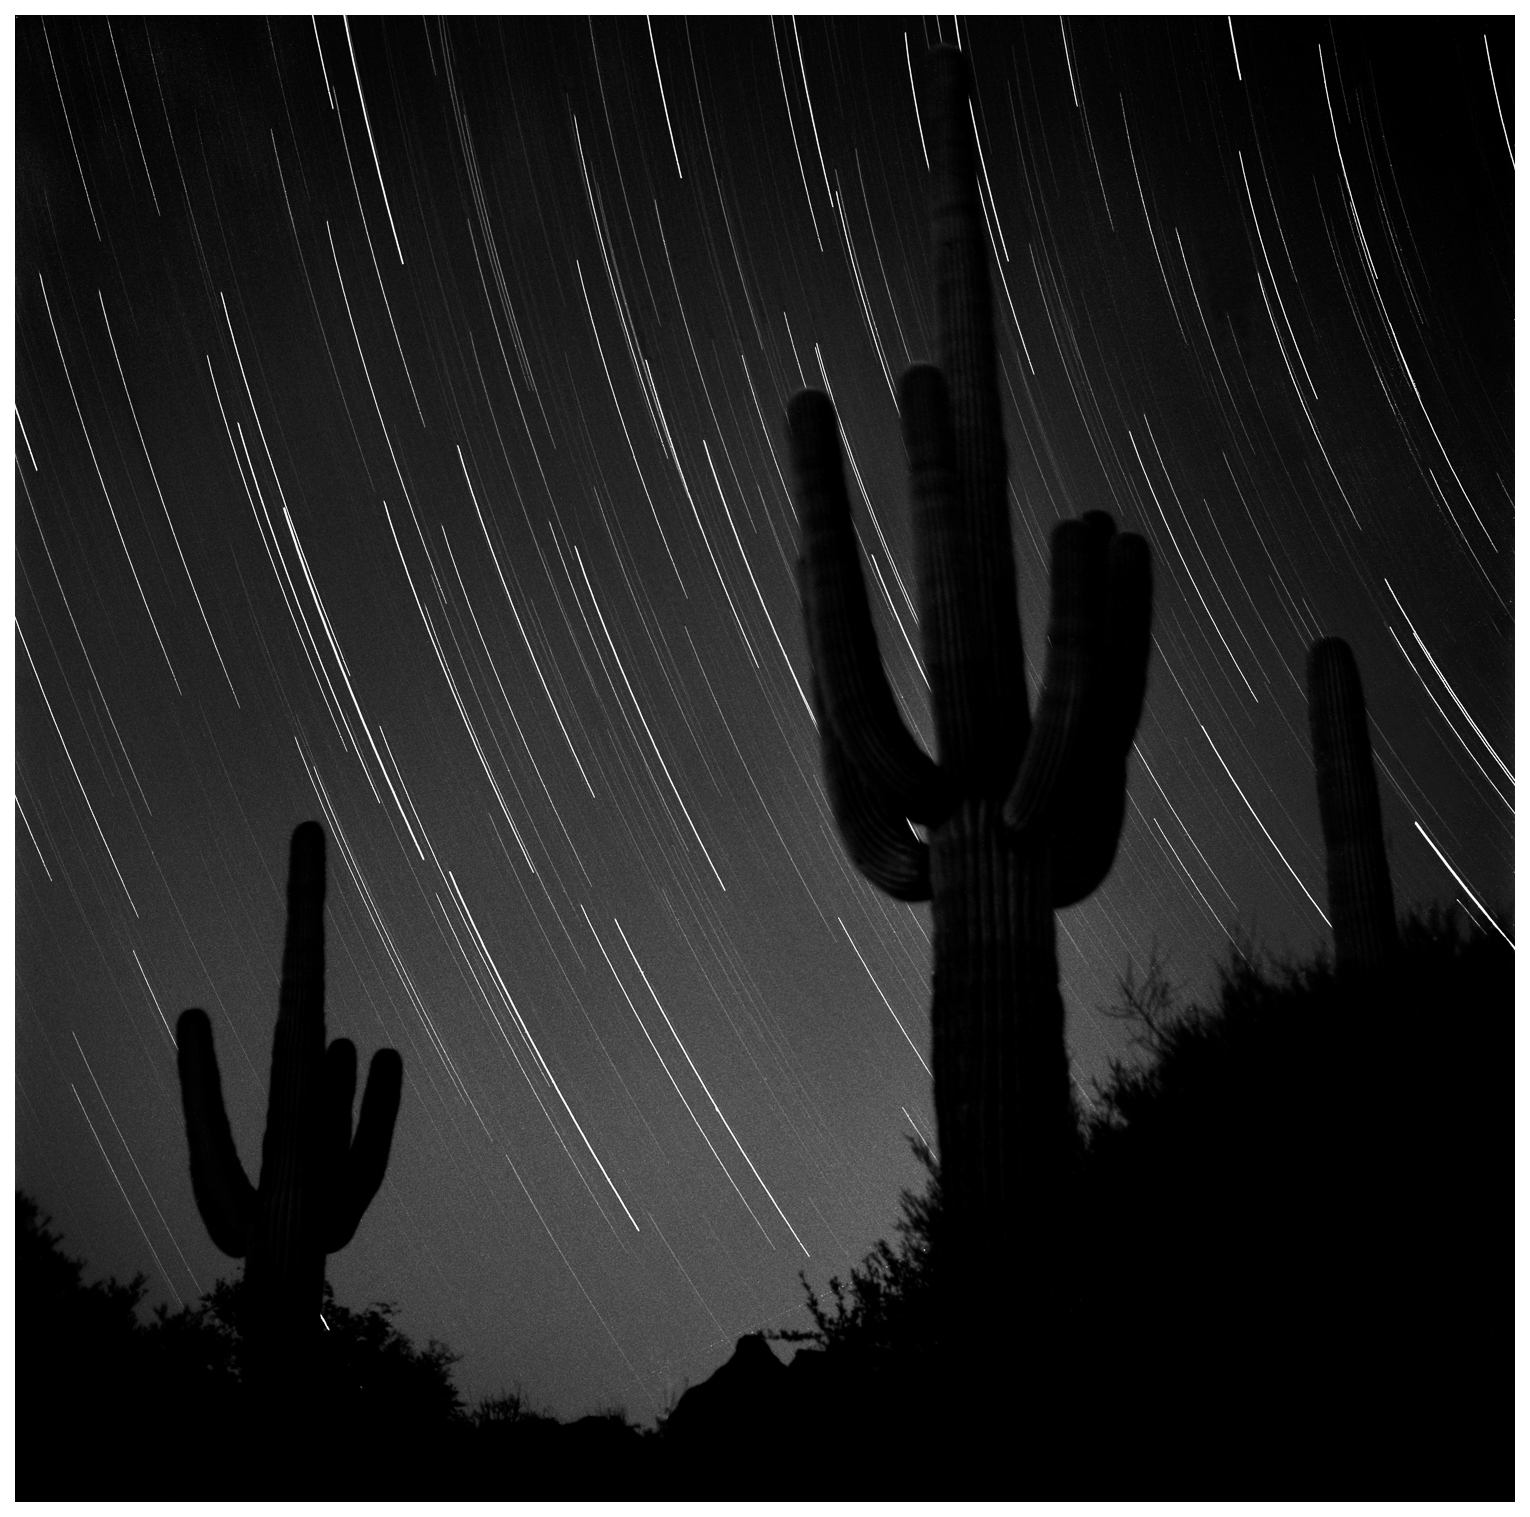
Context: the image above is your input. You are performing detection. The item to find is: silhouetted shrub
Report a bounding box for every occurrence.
[774,1137,943,1361]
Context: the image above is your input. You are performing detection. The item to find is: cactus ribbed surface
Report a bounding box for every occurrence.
[177,821,403,1394]
[787,47,1153,1349]
[1307,638,1397,974]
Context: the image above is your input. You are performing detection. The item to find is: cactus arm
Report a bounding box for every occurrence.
[324,1037,358,1157]
[1100,531,1155,755]
[1050,783,1128,911]
[813,674,933,902]
[324,1048,404,1252]
[318,1037,357,1242]
[1027,529,1154,906]
[175,1008,256,1258]
[1307,637,1397,973]
[1002,513,1114,842]
[789,390,948,825]
[923,49,1029,786]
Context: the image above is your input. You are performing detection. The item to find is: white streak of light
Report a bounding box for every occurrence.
[1120,98,1186,344]
[1485,35,1514,167]
[1319,49,1484,533]
[107,19,160,213]
[73,1031,202,1295]
[969,101,1009,263]
[312,16,335,109]
[504,1152,648,1399]
[372,727,425,859]
[1385,579,1513,786]
[1151,815,1233,944]
[1133,742,1237,906]
[17,795,51,879]
[42,20,100,238]
[342,17,404,262]
[616,918,810,1257]
[16,621,138,916]
[791,17,833,202]
[1387,627,1511,811]
[298,748,478,1115]
[380,497,535,870]
[71,1083,182,1309]
[702,440,814,721]
[572,261,685,591]
[574,545,726,890]
[279,504,388,801]
[838,917,932,1078]
[16,407,38,470]
[1200,724,1330,926]
[811,350,918,622]
[460,450,596,797]
[1238,151,1318,399]
[647,1210,728,1340]
[1059,20,1079,107]
[131,950,176,1045]
[99,293,240,706]
[38,274,181,693]
[648,18,682,177]
[1129,426,1259,701]
[449,879,640,1232]
[901,1106,934,1152]
[582,907,772,1245]
[772,21,824,250]
[906,33,930,167]
[1413,823,1512,947]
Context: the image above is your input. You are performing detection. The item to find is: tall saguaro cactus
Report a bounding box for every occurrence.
[1307,638,1397,974]
[787,48,1152,1345]
[177,821,403,1393]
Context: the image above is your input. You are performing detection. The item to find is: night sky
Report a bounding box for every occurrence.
[15,16,1513,1426]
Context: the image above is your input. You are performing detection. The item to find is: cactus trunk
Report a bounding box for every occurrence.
[1307,638,1397,974]
[244,824,328,1390]
[930,803,1072,1348]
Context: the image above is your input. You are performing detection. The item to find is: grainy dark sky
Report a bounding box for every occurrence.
[15,16,1513,1425]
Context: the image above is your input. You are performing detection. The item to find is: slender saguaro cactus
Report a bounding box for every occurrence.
[176,821,403,1392]
[1307,638,1397,974]
[786,48,1152,1345]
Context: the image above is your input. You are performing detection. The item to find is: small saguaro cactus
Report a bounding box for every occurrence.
[1307,637,1397,974]
[786,46,1152,1352]
[177,821,403,1394]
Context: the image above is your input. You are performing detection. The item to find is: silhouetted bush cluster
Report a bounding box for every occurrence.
[17,1196,476,1498]
[17,1190,666,1498]
[19,909,1509,1497]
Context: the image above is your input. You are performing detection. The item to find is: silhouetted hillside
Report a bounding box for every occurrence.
[758,907,1510,1496]
[1070,907,1509,1494]
[19,910,1509,1497]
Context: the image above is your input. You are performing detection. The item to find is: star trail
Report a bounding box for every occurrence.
[15,17,1513,1425]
